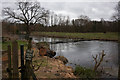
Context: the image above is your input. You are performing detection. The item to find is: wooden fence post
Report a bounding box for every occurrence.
[20,44,24,79]
[24,38,32,79]
[8,45,12,79]
[24,37,36,80]
[12,40,19,79]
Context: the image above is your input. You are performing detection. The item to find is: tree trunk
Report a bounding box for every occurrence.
[25,25,30,40]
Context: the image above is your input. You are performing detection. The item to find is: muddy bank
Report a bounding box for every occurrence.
[33,56,76,78]
[32,47,76,78]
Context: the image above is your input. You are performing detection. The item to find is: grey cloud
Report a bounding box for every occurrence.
[1,1,118,21]
[1,0,120,2]
[40,2,117,20]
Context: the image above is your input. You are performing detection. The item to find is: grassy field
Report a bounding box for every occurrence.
[2,40,28,51]
[32,32,119,41]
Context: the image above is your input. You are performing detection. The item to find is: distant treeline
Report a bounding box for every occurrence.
[35,20,118,33]
[2,20,119,35]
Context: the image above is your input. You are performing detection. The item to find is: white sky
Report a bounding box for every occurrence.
[0,0,119,21]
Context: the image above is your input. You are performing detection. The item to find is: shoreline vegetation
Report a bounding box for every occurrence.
[31,32,119,42]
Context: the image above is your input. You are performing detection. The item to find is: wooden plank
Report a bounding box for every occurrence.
[12,40,19,79]
[20,44,24,79]
[8,45,12,79]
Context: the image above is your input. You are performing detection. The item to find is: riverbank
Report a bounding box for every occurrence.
[2,47,76,78]
[33,55,76,78]
[31,32,119,42]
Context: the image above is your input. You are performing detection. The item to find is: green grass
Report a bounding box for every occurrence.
[2,40,28,51]
[32,32,119,41]
[74,66,98,78]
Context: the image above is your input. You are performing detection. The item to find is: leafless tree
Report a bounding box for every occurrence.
[61,16,66,26]
[3,2,49,39]
[58,14,62,26]
[77,15,90,26]
[51,12,54,26]
[54,14,58,26]
[66,16,70,26]
[112,1,120,21]
[92,50,106,71]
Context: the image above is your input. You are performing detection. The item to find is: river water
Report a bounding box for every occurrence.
[32,36,118,77]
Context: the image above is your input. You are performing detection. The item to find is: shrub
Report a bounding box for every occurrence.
[74,66,97,78]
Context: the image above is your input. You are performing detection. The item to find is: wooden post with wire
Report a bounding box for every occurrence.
[24,38,37,80]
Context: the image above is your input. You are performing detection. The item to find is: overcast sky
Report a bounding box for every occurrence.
[0,0,119,21]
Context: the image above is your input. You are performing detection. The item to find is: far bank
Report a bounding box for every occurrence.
[31,32,119,42]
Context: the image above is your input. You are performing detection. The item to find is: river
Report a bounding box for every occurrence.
[31,36,118,77]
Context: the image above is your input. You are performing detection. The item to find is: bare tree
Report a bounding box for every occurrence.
[3,2,49,39]
[72,19,75,26]
[51,12,54,26]
[112,1,120,21]
[61,16,66,26]
[66,16,70,26]
[54,14,58,26]
[78,15,90,26]
[44,12,50,27]
[92,50,106,71]
[58,14,62,26]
